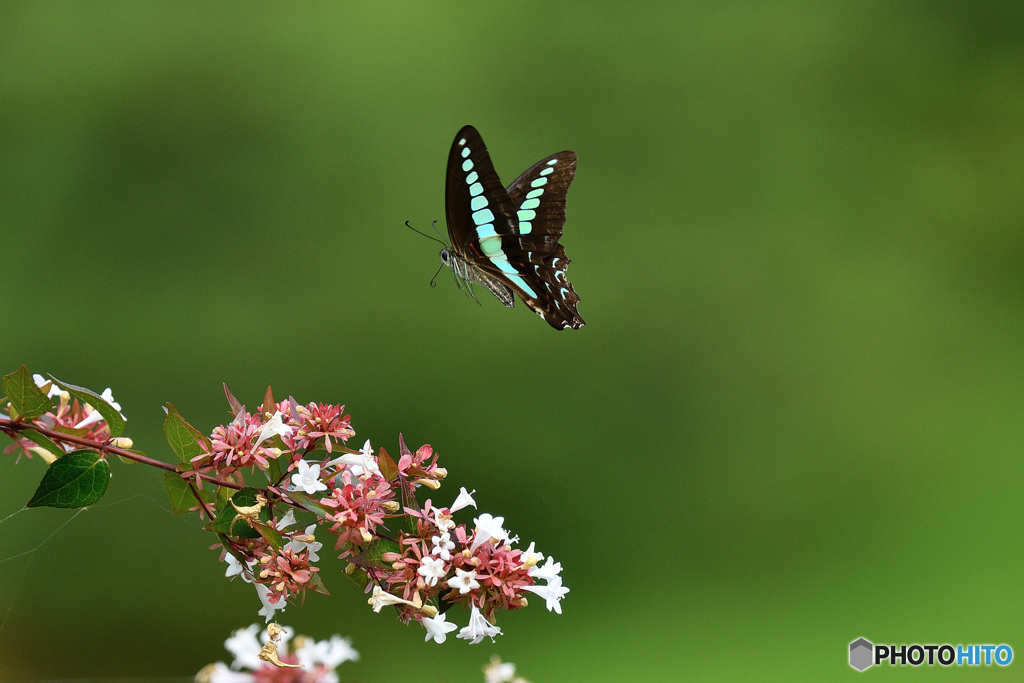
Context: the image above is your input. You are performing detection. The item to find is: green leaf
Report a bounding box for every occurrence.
[307,572,330,596]
[115,448,147,466]
[162,403,210,464]
[47,375,125,437]
[21,428,66,458]
[266,451,284,483]
[286,490,333,518]
[344,562,369,587]
[27,450,110,508]
[3,365,53,421]
[249,519,285,549]
[352,538,401,570]
[162,471,212,513]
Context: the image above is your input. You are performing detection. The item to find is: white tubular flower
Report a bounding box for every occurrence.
[224,554,254,583]
[522,575,569,614]
[290,460,327,494]
[422,611,459,644]
[417,556,446,587]
[255,410,293,447]
[286,523,322,563]
[457,605,502,645]
[431,531,455,561]
[256,584,286,623]
[368,585,417,613]
[223,623,263,670]
[470,513,509,553]
[450,487,477,512]
[326,439,379,477]
[528,555,562,581]
[32,373,62,398]
[446,568,480,595]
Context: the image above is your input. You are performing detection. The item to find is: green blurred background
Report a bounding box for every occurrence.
[2,2,1023,680]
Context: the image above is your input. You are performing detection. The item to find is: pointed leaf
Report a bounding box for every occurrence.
[163,403,211,464]
[21,428,66,458]
[47,375,125,437]
[378,446,398,482]
[344,562,370,588]
[351,538,401,570]
[287,490,333,517]
[223,383,243,418]
[398,433,413,460]
[306,572,330,596]
[249,519,285,549]
[260,386,276,418]
[27,450,110,508]
[3,365,53,421]
[163,471,197,513]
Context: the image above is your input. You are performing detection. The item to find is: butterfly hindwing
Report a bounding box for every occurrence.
[442,125,585,330]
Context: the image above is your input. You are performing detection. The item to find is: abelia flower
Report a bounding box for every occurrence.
[458,605,502,645]
[422,611,459,644]
[290,459,327,494]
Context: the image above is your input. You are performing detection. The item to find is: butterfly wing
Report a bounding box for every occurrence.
[444,125,585,330]
[503,151,585,330]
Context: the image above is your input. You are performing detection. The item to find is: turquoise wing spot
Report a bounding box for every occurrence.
[519,221,532,234]
[526,188,544,199]
[480,237,504,256]
[540,167,554,176]
[461,147,470,158]
[520,198,540,210]
[466,171,479,184]
[459,138,467,145]
[518,209,536,222]
[472,208,495,225]
[491,256,518,274]
[477,224,498,238]
[462,159,474,172]
[469,182,483,197]
[505,272,537,298]
[530,177,548,188]
[471,195,488,211]
[546,159,557,166]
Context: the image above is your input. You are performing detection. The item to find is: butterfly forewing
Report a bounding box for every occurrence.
[444,126,517,256]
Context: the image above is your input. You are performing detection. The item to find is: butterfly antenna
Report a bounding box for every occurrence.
[430,220,445,242]
[405,220,447,248]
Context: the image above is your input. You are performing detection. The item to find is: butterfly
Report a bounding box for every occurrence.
[439,125,585,330]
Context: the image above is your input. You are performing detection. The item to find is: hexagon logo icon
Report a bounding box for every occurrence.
[850,638,874,671]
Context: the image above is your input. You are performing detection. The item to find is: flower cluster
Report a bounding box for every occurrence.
[2,369,568,646]
[193,389,567,642]
[196,623,358,683]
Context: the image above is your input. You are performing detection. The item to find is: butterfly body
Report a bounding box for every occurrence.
[441,125,585,330]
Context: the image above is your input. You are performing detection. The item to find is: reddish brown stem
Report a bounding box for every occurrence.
[0,416,244,490]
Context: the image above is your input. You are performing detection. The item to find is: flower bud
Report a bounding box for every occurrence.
[111,437,133,449]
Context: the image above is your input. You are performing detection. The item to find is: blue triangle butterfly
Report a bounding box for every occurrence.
[439,125,585,330]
